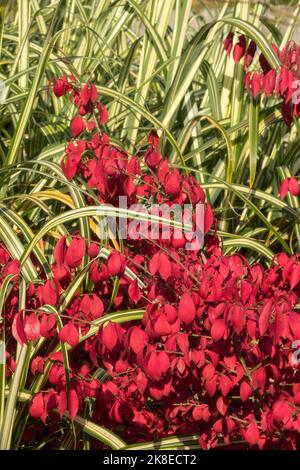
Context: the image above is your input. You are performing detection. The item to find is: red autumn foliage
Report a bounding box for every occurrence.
[224,35,300,125]
[1,74,300,450]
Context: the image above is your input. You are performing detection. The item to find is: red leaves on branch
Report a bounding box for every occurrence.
[4,73,300,450]
[279,177,300,199]
[224,35,300,123]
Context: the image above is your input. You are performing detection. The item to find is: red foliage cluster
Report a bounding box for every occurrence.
[279,177,300,200]
[2,76,300,450]
[224,34,300,125]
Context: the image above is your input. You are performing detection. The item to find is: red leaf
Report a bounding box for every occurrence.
[178,293,196,325]
[288,177,300,196]
[219,375,232,397]
[88,242,99,258]
[145,149,162,168]
[3,259,20,280]
[0,246,10,264]
[272,400,292,423]
[263,69,276,96]
[240,380,252,402]
[158,253,171,280]
[58,323,79,348]
[245,422,259,446]
[154,315,172,336]
[164,170,180,195]
[231,305,245,335]
[68,388,79,421]
[61,154,78,180]
[279,178,289,199]
[204,375,217,397]
[24,313,40,341]
[42,280,58,306]
[202,363,215,381]
[146,352,160,381]
[65,237,85,269]
[259,300,273,336]
[80,294,104,319]
[233,35,246,62]
[98,103,108,125]
[123,177,136,197]
[89,294,104,318]
[81,82,98,105]
[177,333,189,353]
[240,280,252,305]
[251,72,261,99]
[211,319,226,341]
[146,351,170,381]
[54,236,67,265]
[31,356,45,375]
[149,252,160,276]
[274,307,289,343]
[290,264,300,289]
[192,404,210,422]
[30,393,45,419]
[289,311,300,339]
[223,33,234,56]
[12,312,27,345]
[204,204,214,235]
[102,322,118,351]
[107,250,122,276]
[244,40,257,68]
[70,115,86,137]
[158,351,170,374]
[48,352,64,362]
[128,279,141,304]
[216,396,228,416]
[130,327,148,354]
[40,313,57,338]
[148,131,159,148]
[53,77,69,97]
[149,251,171,280]
[252,367,266,391]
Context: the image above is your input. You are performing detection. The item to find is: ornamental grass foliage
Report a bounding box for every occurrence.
[2,0,300,452]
